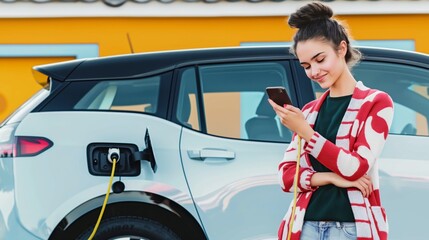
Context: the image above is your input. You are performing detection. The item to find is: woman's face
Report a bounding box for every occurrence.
[295,38,347,89]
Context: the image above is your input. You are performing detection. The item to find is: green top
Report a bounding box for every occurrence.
[304,94,355,222]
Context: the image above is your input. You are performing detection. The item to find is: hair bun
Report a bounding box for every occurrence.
[288,2,334,29]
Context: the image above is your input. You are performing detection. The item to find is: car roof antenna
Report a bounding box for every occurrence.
[127,33,135,54]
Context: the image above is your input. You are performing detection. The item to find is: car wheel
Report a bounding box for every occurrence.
[76,215,182,240]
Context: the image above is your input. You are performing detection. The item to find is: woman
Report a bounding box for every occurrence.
[269,2,393,240]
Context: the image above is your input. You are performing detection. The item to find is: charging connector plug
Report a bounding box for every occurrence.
[108,148,120,163]
[88,148,119,240]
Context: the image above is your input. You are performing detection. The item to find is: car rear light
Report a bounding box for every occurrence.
[15,136,53,157]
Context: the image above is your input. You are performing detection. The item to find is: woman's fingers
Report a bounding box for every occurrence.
[268,99,289,124]
[269,99,293,116]
[268,99,283,111]
[268,99,310,137]
[363,181,370,197]
[284,104,298,112]
[355,175,373,198]
[356,181,367,197]
[362,175,373,195]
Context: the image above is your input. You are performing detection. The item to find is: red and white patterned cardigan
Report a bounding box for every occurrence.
[278,81,394,240]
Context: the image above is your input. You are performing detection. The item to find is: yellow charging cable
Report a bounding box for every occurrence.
[88,158,117,240]
[287,135,301,240]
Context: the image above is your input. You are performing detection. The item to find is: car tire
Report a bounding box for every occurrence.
[76,215,182,240]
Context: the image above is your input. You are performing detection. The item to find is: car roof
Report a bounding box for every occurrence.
[33,46,429,82]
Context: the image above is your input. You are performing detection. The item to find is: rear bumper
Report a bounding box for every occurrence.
[0,158,42,239]
[0,191,42,240]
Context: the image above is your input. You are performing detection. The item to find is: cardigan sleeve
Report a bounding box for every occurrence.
[278,133,317,192]
[278,104,317,193]
[304,91,394,181]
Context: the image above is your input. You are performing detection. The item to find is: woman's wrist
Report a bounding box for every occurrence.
[299,126,315,142]
[310,172,335,187]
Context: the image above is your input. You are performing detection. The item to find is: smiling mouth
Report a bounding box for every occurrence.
[314,75,326,83]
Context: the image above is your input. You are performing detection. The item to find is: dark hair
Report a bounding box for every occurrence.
[288,1,361,67]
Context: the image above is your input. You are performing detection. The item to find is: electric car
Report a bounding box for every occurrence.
[1,46,429,240]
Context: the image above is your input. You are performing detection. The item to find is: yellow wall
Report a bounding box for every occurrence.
[0,14,428,121]
[0,57,73,120]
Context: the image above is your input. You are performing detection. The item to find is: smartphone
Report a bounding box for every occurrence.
[266,86,292,106]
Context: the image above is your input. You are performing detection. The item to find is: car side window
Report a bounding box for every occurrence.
[311,61,429,136]
[41,73,171,118]
[177,61,293,142]
[74,76,161,113]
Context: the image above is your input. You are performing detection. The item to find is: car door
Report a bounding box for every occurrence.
[177,61,297,240]
[354,61,429,240]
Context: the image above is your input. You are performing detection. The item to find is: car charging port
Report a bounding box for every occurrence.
[87,143,140,176]
[108,148,120,163]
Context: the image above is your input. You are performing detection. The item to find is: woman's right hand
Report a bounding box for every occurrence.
[311,172,373,197]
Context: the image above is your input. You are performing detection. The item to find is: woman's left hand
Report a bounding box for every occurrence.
[268,99,314,141]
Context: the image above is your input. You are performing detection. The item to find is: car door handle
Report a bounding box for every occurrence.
[187,148,236,161]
